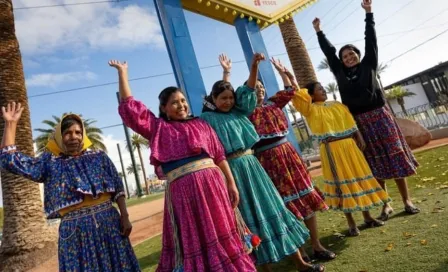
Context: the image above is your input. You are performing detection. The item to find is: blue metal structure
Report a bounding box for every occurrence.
[154,0,207,116]
[153,0,301,153]
[234,18,300,153]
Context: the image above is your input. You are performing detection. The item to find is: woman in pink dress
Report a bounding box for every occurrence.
[109,60,256,272]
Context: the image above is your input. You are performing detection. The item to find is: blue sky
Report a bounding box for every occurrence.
[1,0,448,204]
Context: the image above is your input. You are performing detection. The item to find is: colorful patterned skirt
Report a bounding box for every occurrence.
[320,138,391,213]
[157,158,255,272]
[227,150,310,265]
[255,138,328,220]
[58,201,140,272]
[354,107,419,180]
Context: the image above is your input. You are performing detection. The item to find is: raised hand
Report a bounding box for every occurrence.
[285,69,299,88]
[271,57,287,73]
[219,54,232,72]
[251,53,265,67]
[361,0,372,13]
[108,60,128,72]
[2,102,24,123]
[312,17,321,32]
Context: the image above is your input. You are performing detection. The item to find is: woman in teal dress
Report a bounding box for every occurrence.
[200,53,325,272]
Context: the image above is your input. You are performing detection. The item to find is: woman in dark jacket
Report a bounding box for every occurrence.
[312,0,419,221]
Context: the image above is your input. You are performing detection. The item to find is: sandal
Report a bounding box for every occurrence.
[378,208,394,221]
[405,205,420,214]
[347,227,360,237]
[299,263,325,272]
[313,250,336,261]
[364,219,385,228]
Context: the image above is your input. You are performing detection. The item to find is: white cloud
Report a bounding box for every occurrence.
[26,71,97,87]
[13,0,164,55]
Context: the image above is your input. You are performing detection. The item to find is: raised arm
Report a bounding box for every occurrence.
[1,102,47,182]
[110,60,157,140]
[268,59,296,108]
[109,60,132,99]
[313,18,343,74]
[291,89,313,117]
[219,54,232,82]
[246,53,265,89]
[234,53,265,115]
[1,102,23,147]
[361,0,378,69]
[271,57,292,87]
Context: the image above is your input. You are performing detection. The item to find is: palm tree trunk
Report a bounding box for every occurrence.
[398,99,408,116]
[279,19,318,87]
[137,147,149,194]
[279,19,316,144]
[290,107,305,141]
[0,1,57,270]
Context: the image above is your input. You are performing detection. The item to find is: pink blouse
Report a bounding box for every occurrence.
[118,97,226,177]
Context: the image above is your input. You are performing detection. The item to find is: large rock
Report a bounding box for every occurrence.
[395,117,432,149]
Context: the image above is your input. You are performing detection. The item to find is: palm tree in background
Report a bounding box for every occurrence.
[34,114,106,155]
[287,104,307,141]
[0,1,57,270]
[385,86,416,115]
[127,133,149,194]
[377,62,389,76]
[127,163,142,176]
[325,82,339,101]
[318,58,389,76]
[317,58,331,72]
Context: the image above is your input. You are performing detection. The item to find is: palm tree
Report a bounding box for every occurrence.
[0,1,57,270]
[34,114,106,155]
[377,62,389,76]
[325,82,339,101]
[279,19,318,86]
[278,18,317,148]
[287,104,306,141]
[127,134,149,194]
[127,163,141,176]
[317,58,331,72]
[385,86,416,115]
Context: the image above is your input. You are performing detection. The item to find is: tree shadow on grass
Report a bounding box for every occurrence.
[432,259,448,272]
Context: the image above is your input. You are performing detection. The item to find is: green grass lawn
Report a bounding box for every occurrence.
[134,146,448,272]
[124,192,165,208]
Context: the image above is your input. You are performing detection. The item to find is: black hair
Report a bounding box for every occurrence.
[338,44,361,62]
[243,78,264,87]
[305,82,321,103]
[61,116,82,134]
[158,86,182,120]
[202,80,235,113]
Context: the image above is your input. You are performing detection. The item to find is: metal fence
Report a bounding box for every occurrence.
[395,101,448,130]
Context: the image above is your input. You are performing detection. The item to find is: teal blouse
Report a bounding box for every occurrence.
[201,85,260,154]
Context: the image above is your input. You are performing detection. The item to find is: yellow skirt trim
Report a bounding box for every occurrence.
[320,138,391,212]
